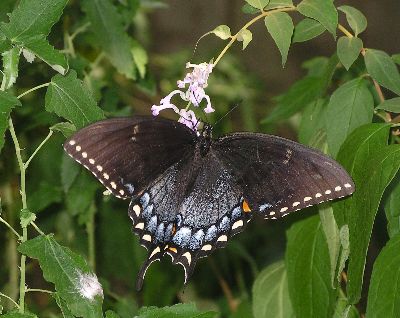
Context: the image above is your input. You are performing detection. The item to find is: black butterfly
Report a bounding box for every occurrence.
[64,115,354,290]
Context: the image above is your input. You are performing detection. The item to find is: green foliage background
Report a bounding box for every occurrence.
[0,0,400,317]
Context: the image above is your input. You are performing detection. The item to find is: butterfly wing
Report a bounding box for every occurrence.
[64,116,196,199]
[130,151,252,290]
[214,133,355,219]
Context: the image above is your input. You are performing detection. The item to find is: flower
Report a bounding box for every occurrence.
[75,271,103,301]
[178,109,199,131]
[151,62,215,130]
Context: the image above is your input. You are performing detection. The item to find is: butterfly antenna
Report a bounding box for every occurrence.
[213,101,242,128]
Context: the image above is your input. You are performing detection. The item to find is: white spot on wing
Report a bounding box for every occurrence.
[142,234,152,242]
[304,197,312,202]
[69,140,76,146]
[292,201,300,207]
[119,189,125,196]
[96,165,103,172]
[335,186,342,192]
[344,183,352,188]
[280,207,288,213]
[149,246,160,258]
[76,145,81,152]
[103,173,109,180]
[110,182,117,189]
[232,220,243,230]
[182,252,192,265]
[217,235,228,242]
[269,211,276,215]
[201,244,212,251]
[89,159,95,164]
[133,205,141,217]
[315,193,322,198]
[135,222,144,229]
[82,152,87,158]
[325,190,332,195]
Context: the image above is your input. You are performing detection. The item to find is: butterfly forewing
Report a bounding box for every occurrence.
[64,116,196,199]
[215,133,355,219]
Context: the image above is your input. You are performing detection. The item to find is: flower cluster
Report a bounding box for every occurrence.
[151,62,214,130]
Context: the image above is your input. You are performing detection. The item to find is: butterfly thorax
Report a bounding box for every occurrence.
[198,123,213,157]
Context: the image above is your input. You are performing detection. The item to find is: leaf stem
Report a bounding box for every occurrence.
[0,292,20,309]
[213,6,296,66]
[0,216,22,239]
[17,83,50,99]
[24,130,53,169]
[26,288,53,294]
[31,221,45,235]
[87,202,96,271]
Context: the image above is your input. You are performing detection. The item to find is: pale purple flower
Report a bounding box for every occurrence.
[151,62,215,131]
[178,109,199,130]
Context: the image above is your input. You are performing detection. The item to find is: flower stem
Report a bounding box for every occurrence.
[213,6,296,66]
[87,202,96,271]
[26,288,53,294]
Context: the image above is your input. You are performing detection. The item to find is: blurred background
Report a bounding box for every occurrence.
[0,1,399,317]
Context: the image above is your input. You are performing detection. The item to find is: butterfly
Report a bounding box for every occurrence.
[64,115,354,290]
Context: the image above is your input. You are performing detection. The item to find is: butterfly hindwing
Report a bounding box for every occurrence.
[64,116,196,199]
[129,151,252,290]
[215,133,355,219]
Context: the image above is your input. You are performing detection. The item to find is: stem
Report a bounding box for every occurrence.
[70,22,91,41]
[213,6,296,66]
[338,24,354,38]
[8,117,28,313]
[24,130,53,169]
[17,83,50,99]
[87,203,96,271]
[0,292,20,309]
[0,216,21,239]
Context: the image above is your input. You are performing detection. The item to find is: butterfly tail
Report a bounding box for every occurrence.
[135,245,162,291]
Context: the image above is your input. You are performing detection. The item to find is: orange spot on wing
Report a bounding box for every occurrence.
[168,247,177,253]
[172,224,176,235]
[242,200,251,213]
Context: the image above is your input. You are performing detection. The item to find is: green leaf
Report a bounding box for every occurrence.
[325,78,374,157]
[298,98,327,145]
[18,235,104,317]
[1,0,68,41]
[82,0,136,79]
[137,303,216,318]
[19,35,68,75]
[318,204,340,287]
[337,36,363,70]
[333,291,360,318]
[27,182,62,212]
[376,97,400,113]
[366,233,400,317]
[0,90,20,153]
[297,0,338,37]
[245,0,270,10]
[265,0,293,10]
[252,261,294,318]
[105,311,122,318]
[338,6,367,37]
[336,225,350,284]
[293,18,325,43]
[211,25,231,40]
[45,71,104,129]
[237,29,252,50]
[2,47,20,89]
[393,54,400,65]
[365,49,400,96]
[66,169,98,223]
[263,76,324,123]
[264,12,294,66]
[286,215,336,318]
[384,177,400,238]
[54,292,75,318]
[131,40,148,79]
[333,124,400,303]
[50,122,77,138]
